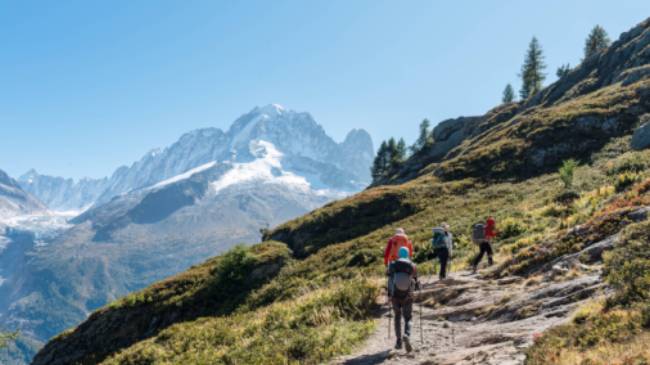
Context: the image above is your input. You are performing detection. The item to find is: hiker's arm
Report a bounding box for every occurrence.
[383,240,392,266]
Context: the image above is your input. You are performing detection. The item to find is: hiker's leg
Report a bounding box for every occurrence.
[392,299,402,339]
[472,245,485,267]
[486,241,494,265]
[439,249,448,279]
[403,298,413,337]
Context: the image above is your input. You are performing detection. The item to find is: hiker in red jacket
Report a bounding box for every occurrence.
[471,216,497,273]
[384,228,413,266]
[485,216,497,242]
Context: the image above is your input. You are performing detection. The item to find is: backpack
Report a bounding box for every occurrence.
[389,259,414,298]
[431,228,447,249]
[388,235,411,262]
[472,223,486,244]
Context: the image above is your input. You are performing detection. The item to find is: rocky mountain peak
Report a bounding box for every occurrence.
[20,105,374,210]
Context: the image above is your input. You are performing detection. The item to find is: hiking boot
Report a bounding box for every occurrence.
[488,257,494,266]
[403,335,412,353]
[471,266,478,274]
[394,339,402,350]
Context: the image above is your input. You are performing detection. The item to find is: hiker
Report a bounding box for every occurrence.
[384,228,413,266]
[387,246,419,352]
[471,216,497,273]
[431,223,454,279]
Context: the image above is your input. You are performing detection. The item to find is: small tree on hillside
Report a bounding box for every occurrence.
[584,25,610,59]
[559,159,578,189]
[502,84,515,103]
[410,119,433,154]
[519,37,546,100]
[556,63,571,78]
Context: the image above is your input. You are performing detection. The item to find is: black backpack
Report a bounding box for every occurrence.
[389,259,415,298]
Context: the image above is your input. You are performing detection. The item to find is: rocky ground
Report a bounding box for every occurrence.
[333,242,609,365]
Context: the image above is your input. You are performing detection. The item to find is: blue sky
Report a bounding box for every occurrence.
[1,0,648,179]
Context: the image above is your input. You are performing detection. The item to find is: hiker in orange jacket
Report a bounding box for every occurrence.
[384,228,413,266]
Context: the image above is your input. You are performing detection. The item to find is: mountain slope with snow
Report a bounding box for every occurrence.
[20,104,373,211]
[0,169,46,220]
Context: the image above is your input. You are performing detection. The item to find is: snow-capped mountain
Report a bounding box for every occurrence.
[18,170,108,212]
[20,104,374,211]
[0,169,46,220]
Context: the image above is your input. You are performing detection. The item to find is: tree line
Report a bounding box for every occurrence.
[502,24,610,103]
[372,25,612,183]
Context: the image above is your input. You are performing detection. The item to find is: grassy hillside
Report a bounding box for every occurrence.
[33,17,650,365]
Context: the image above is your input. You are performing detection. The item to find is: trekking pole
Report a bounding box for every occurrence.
[387,296,392,340]
[386,280,392,340]
[418,287,424,345]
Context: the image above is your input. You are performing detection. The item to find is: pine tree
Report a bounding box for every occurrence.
[387,137,397,168]
[396,138,407,161]
[389,138,407,172]
[371,140,388,181]
[410,119,432,153]
[519,37,546,100]
[556,63,571,78]
[584,25,610,59]
[502,84,515,103]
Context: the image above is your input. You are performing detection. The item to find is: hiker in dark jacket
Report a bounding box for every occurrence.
[471,216,497,273]
[431,223,453,280]
[387,247,419,352]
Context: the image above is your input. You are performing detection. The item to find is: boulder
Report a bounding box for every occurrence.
[631,115,650,150]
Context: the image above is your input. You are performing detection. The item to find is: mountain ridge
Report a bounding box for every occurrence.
[19,104,374,211]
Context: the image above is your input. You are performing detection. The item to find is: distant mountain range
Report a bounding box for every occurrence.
[0,104,374,365]
[19,104,373,211]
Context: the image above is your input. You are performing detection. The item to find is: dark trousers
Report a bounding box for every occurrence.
[392,296,413,338]
[472,241,493,268]
[433,247,449,279]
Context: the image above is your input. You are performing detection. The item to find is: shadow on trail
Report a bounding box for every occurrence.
[342,350,392,365]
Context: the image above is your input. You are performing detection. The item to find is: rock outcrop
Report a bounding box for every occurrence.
[632,115,650,150]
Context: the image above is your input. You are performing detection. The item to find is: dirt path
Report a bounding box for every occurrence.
[333,268,603,365]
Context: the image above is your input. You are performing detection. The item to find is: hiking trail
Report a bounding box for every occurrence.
[333,255,606,365]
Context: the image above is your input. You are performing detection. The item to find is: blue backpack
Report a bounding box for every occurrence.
[431,228,447,249]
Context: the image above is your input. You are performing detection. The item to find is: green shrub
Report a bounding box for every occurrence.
[614,172,642,193]
[500,217,527,240]
[541,203,575,218]
[559,159,578,189]
[606,155,648,176]
[604,221,650,306]
[554,190,580,205]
